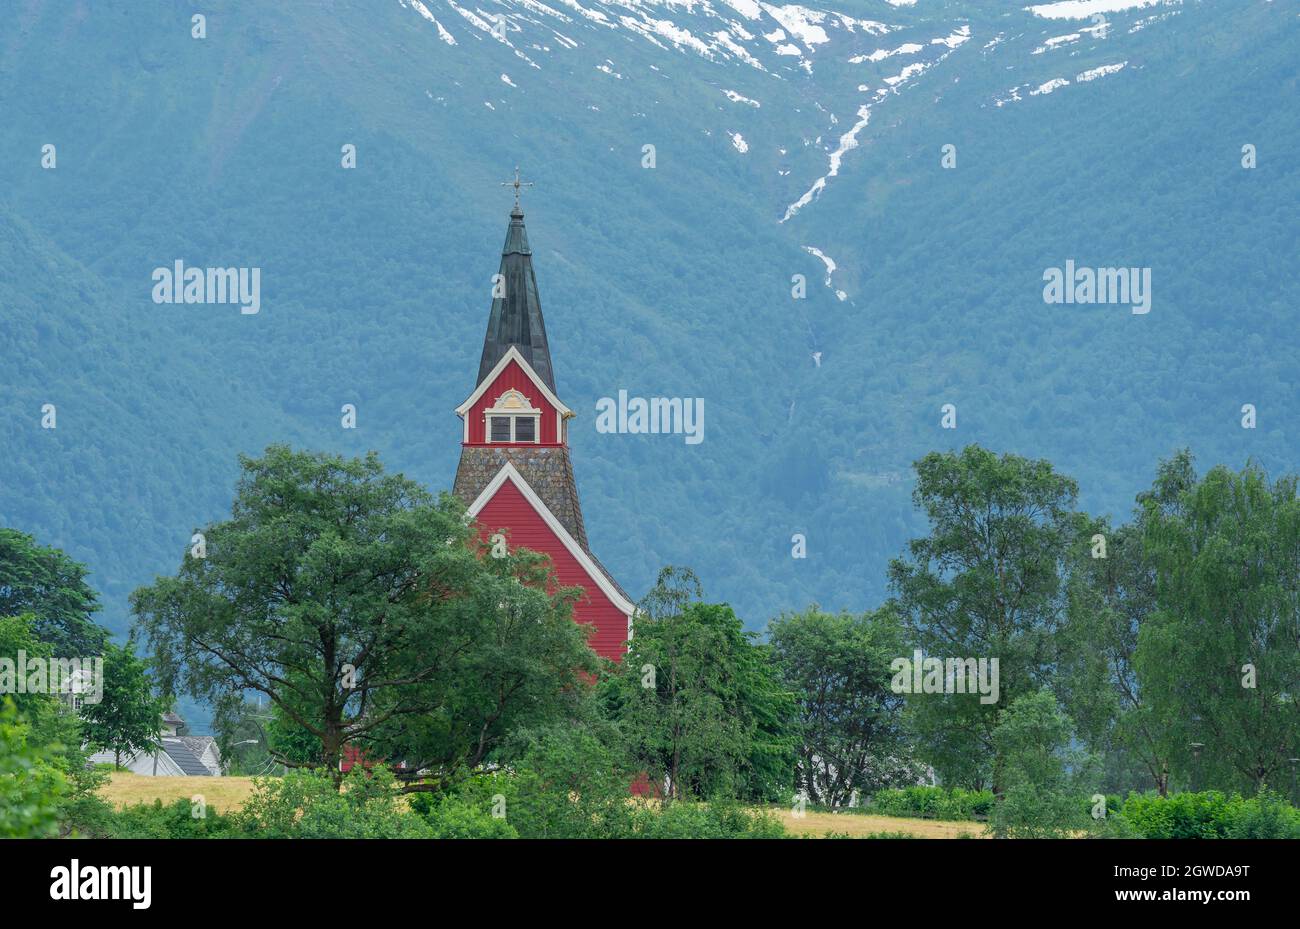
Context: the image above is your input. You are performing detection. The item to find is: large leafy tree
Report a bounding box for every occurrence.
[133,445,596,786]
[767,605,918,806]
[888,445,1085,791]
[1059,451,1197,795]
[80,638,168,769]
[0,528,106,655]
[601,567,796,802]
[1136,460,1300,793]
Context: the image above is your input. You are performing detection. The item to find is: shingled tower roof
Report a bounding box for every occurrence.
[476,206,556,393]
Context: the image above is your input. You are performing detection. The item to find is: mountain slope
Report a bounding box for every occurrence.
[0,0,1296,694]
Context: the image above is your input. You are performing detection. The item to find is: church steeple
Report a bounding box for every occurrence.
[476,199,556,394]
[453,202,636,652]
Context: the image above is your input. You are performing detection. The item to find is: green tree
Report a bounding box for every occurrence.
[601,567,797,802]
[1059,451,1197,796]
[133,445,596,786]
[80,638,168,769]
[767,605,919,806]
[989,690,1094,839]
[888,445,1085,792]
[0,614,88,772]
[210,695,280,776]
[0,613,55,722]
[0,528,106,655]
[1136,460,1300,793]
[0,614,107,834]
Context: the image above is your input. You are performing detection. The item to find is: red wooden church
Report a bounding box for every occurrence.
[452,198,635,659]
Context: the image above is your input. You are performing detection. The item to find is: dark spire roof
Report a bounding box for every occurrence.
[476,206,556,393]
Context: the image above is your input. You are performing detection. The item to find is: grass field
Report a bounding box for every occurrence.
[777,809,988,839]
[98,771,259,813]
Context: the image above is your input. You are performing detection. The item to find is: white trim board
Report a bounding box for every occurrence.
[466,460,636,617]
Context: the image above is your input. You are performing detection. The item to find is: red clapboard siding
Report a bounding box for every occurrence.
[465,360,562,445]
[475,478,628,660]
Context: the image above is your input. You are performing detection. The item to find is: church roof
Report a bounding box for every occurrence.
[476,207,556,394]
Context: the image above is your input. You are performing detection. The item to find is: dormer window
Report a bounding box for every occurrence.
[484,389,541,443]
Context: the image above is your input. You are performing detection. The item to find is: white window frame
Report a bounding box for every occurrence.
[484,389,542,444]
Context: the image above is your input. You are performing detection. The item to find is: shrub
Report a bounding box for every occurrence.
[871,786,994,821]
[236,766,435,838]
[492,724,641,838]
[992,784,1091,839]
[1082,793,1123,820]
[1224,792,1300,839]
[419,798,519,839]
[59,793,119,838]
[1119,791,1300,839]
[103,799,238,839]
[414,755,785,839]
[628,800,785,839]
[0,698,67,838]
[1119,791,1233,839]
[408,780,519,839]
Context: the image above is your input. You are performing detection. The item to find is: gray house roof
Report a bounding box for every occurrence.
[161,738,213,776]
[179,736,221,770]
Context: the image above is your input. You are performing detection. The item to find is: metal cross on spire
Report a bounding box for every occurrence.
[500,165,534,211]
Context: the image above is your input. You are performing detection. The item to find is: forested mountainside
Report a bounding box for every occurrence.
[1,1,1296,730]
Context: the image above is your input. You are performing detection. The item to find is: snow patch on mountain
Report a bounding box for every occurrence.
[803,246,847,300]
[1032,32,1081,53]
[632,16,715,57]
[782,26,970,223]
[394,0,1183,230]
[762,3,837,48]
[407,0,458,44]
[714,30,767,69]
[555,0,613,24]
[724,89,761,106]
[1031,77,1069,94]
[851,42,923,63]
[994,85,1025,107]
[1129,10,1180,32]
[931,25,972,49]
[1026,0,1164,19]
[1076,60,1127,81]
[722,0,763,19]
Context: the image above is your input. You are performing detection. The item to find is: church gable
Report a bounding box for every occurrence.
[468,464,634,657]
[457,351,566,445]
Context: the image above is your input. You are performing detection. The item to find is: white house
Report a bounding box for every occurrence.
[87,710,224,777]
